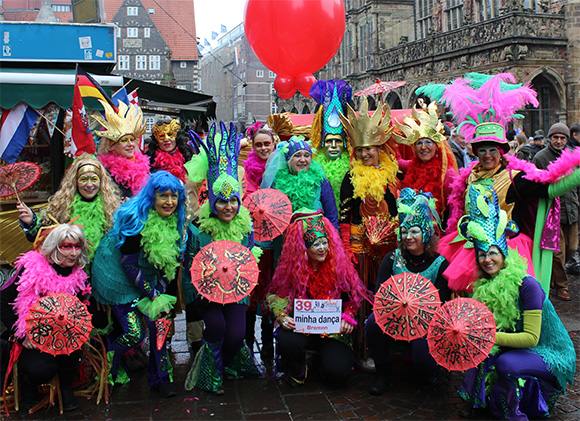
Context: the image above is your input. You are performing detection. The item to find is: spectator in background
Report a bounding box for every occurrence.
[448,128,471,169]
[566,123,580,276]
[530,134,545,159]
[533,123,578,301]
[515,133,532,161]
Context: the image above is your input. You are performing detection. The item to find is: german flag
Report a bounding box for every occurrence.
[75,65,119,113]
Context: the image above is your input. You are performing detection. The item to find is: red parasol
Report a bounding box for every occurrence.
[362,215,398,259]
[427,297,496,371]
[245,188,292,241]
[373,272,441,341]
[190,240,259,304]
[25,293,92,356]
[0,162,42,201]
[155,318,172,351]
[354,79,406,97]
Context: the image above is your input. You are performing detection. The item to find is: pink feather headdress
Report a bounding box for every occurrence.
[441,73,539,146]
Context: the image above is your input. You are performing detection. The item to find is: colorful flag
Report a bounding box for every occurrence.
[76,65,118,113]
[127,89,139,106]
[112,87,130,108]
[221,24,227,33]
[204,38,211,47]
[0,103,39,163]
[71,76,96,156]
[211,31,218,40]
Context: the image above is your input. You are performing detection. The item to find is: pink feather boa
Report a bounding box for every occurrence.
[152,149,187,182]
[243,151,267,194]
[98,150,150,195]
[12,251,90,339]
[445,148,580,233]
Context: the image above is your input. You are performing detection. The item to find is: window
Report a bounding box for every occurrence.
[148,8,155,14]
[180,62,187,68]
[52,4,71,12]
[118,55,130,70]
[127,28,138,38]
[145,117,155,132]
[115,27,121,38]
[177,85,188,90]
[445,0,463,31]
[416,0,433,38]
[136,55,147,70]
[127,6,138,16]
[256,70,264,78]
[269,71,276,78]
[149,55,160,70]
[144,28,150,38]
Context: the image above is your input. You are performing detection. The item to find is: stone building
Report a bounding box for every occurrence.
[279,0,580,133]
[199,23,276,132]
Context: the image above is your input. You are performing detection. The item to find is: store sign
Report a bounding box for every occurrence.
[293,299,342,334]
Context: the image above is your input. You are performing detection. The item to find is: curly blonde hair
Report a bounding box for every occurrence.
[44,156,121,227]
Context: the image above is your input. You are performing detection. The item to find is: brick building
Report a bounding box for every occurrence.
[1,0,73,22]
[279,0,580,133]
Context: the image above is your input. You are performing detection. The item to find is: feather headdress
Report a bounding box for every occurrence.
[93,100,146,143]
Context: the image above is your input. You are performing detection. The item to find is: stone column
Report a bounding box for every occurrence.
[566,0,580,123]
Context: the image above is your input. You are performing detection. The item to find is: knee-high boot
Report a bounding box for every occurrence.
[184,340,224,393]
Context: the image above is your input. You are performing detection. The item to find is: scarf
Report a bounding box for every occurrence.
[350,153,399,204]
[12,250,89,339]
[197,202,253,243]
[140,210,181,281]
[273,161,326,211]
[402,152,446,214]
[314,152,351,206]
[471,249,525,332]
[68,194,108,261]
[152,149,187,182]
[305,261,336,300]
[243,151,268,189]
[99,150,150,195]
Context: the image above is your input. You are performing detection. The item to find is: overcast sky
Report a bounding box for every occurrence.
[194,0,246,50]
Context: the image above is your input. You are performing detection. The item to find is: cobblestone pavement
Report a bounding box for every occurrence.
[4,274,579,420]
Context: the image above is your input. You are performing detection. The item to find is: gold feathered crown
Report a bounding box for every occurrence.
[152,119,180,140]
[339,96,394,149]
[92,100,146,143]
[393,101,446,145]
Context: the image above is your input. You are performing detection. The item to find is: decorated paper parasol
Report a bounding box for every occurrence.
[155,318,173,351]
[373,272,441,341]
[354,79,406,97]
[0,162,42,202]
[427,297,496,371]
[362,214,398,259]
[26,293,92,356]
[245,188,292,241]
[190,240,259,304]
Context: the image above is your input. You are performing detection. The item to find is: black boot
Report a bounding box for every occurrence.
[60,383,78,411]
[158,382,177,398]
[369,363,391,396]
[19,375,41,411]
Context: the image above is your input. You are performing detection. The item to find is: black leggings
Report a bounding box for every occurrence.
[277,329,353,384]
[18,348,80,386]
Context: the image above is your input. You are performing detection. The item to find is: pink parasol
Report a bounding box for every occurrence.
[0,162,42,202]
[354,79,406,97]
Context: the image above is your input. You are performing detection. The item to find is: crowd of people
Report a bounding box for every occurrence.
[1,72,579,420]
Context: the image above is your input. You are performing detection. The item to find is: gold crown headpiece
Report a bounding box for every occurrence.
[393,101,446,146]
[339,96,394,149]
[92,100,146,143]
[152,119,180,141]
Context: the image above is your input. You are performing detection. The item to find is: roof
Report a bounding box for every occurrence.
[2,0,73,22]
[104,0,198,61]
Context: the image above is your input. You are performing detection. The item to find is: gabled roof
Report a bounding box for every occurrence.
[104,0,198,61]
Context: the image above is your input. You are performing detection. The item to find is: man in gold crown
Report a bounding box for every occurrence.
[94,100,149,199]
[338,97,400,372]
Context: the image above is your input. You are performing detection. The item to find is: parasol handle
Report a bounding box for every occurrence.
[11,183,22,204]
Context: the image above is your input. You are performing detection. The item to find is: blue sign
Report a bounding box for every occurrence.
[0,22,116,63]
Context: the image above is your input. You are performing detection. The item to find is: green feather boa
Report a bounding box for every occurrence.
[273,160,326,211]
[140,210,181,281]
[69,194,108,260]
[472,249,526,332]
[197,202,253,243]
[314,152,350,207]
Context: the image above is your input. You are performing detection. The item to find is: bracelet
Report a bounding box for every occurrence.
[341,313,357,327]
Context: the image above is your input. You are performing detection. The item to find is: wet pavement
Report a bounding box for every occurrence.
[4,274,579,420]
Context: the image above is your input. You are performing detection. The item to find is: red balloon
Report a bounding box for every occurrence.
[244,0,345,99]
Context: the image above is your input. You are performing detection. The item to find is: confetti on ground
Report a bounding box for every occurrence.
[187,409,191,413]
[183,398,194,401]
[202,408,207,412]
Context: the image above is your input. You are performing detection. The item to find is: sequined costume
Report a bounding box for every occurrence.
[457,185,575,420]
[92,172,185,391]
[184,122,261,394]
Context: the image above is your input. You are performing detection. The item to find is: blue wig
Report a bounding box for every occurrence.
[110,171,187,247]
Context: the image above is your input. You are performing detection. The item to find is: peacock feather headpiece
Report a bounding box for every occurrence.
[93,100,146,143]
[439,73,538,152]
[189,122,241,215]
[392,101,446,145]
[339,96,394,149]
[458,184,519,256]
[397,188,440,243]
[309,79,352,149]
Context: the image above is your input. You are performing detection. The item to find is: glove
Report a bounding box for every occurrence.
[340,223,357,265]
[548,167,580,198]
[120,253,158,300]
[136,293,176,320]
[495,309,542,348]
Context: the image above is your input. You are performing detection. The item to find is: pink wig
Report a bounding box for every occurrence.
[270,216,370,309]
